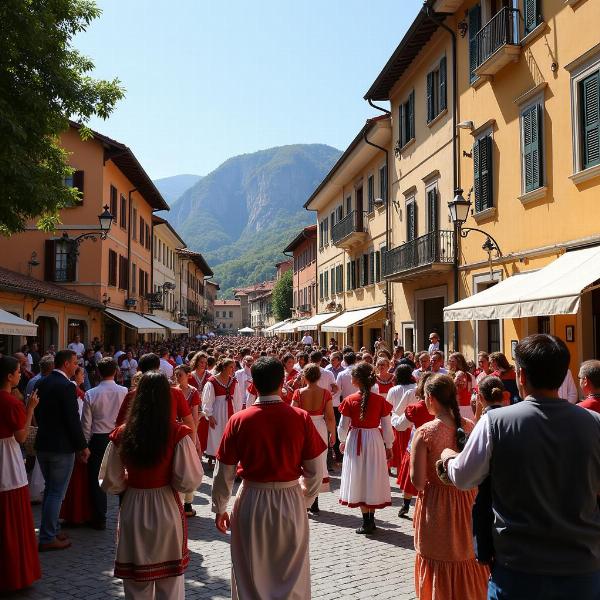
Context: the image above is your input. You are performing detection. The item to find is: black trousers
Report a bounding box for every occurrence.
[88,433,110,523]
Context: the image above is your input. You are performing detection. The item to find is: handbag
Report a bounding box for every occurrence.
[22,425,38,456]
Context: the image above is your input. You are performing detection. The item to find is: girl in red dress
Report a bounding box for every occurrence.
[60,366,92,526]
[187,351,211,456]
[0,356,41,593]
[372,357,395,401]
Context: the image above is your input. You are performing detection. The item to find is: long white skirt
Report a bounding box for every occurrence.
[310,415,330,493]
[339,428,391,510]
[230,480,310,600]
[206,396,229,457]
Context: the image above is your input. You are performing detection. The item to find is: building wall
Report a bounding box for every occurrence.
[214,302,243,332]
[152,223,182,324]
[292,234,317,317]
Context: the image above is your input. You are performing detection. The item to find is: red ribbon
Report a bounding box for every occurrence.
[356,429,362,456]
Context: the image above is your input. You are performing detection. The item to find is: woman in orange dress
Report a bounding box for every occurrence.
[410,373,489,600]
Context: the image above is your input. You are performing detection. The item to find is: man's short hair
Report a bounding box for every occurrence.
[330,351,343,362]
[39,355,55,375]
[55,349,76,369]
[159,348,169,357]
[309,350,322,363]
[251,357,284,396]
[344,352,357,366]
[514,334,570,391]
[98,357,118,378]
[580,360,600,389]
[138,353,160,373]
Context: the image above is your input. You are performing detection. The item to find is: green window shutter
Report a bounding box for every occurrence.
[427,188,438,232]
[346,261,351,291]
[439,57,447,112]
[330,267,335,296]
[369,252,375,284]
[361,254,368,286]
[426,72,434,122]
[524,0,539,35]
[375,251,381,282]
[523,104,543,191]
[407,203,416,241]
[581,71,600,170]
[399,103,405,147]
[469,4,481,83]
[352,260,357,290]
[475,135,493,211]
[337,265,343,293]
[324,271,328,297]
[408,91,415,140]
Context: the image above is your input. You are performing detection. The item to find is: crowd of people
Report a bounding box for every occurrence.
[1,330,600,599]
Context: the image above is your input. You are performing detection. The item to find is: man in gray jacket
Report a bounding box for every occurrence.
[441,334,600,599]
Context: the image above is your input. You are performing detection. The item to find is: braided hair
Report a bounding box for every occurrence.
[424,373,467,450]
[351,362,376,421]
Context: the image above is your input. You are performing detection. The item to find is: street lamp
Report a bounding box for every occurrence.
[63,204,114,268]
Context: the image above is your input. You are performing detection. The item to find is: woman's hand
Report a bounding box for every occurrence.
[339,442,345,454]
[27,390,39,410]
[215,512,230,533]
[208,416,217,429]
[329,432,336,447]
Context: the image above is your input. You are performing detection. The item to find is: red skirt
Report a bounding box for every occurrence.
[396,448,418,496]
[0,485,41,592]
[389,429,410,470]
[60,459,92,525]
[197,418,209,454]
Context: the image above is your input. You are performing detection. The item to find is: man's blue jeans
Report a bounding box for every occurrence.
[37,452,75,544]
[488,564,600,600]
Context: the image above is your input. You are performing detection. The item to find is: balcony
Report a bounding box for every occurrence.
[383,230,455,282]
[296,304,312,314]
[332,210,369,249]
[473,7,521,78]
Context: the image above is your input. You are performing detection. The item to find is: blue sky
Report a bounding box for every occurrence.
[77,0,424,180]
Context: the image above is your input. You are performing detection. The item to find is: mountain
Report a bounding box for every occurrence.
[166,144,341,297]
[154,174,202,205]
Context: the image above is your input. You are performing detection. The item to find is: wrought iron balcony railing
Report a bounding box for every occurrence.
[474,7,520,71]
[332,210,368,246]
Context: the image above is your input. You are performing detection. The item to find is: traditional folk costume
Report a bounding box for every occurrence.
[100,422,203,600]
[202,376,243,458]
[179,385,201,511]
[372,375,395,401]
[337,392,394,510]
[386,383,417,472]
[292,388,332,492]
[188,371,210,453]
[0,390,41,592]
[60,386,92,525]
[212,395,326,600]
[413,418,488,600]
[395,400,435,496]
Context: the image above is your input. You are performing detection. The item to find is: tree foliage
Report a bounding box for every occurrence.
[0,0,125,233]
[271,269,293,321]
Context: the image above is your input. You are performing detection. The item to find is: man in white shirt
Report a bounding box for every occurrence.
[67,335,85,359]
[119,350,138,389]
[325,351,346,463]
[427,333,440,355]
[235,355,254,406]
[412,352,432,380]
[301,332,314,347]
[335,352,359,402]
[159,348,174,380]
[309,351,338,396]
[430,351,448,375]
[81,357,127,529]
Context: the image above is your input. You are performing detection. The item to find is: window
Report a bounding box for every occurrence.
[118,255,129,290]
[469,4,482,83]
[65,171,84,205]
[131,263,137,294]
[330,267,335,297]
[521,102,544,192]
[379,164,387,203]
[426,187,439,232]
[330,211,335,239]
[108,249,117,287]
[229,311,233,318]
[44,238,75,282]
[406,199,417,242]
[474,133,494,212]
[324,271,329,298]
[361,254,369,287]
[145,224,151,249]
[427,57,447,123]
[580,70,600,170]
[132,208,137,240]
[120,195,127,229]
[336,264,343,294]
[110,185,118,224]
[398,91,415,148]
[367,176,374,213]
[319,273,324,299]
[336,205,343,222]
[140,217,145,246]
[346,195,352,215]
[524,0,541,35]
[369,252,375,284]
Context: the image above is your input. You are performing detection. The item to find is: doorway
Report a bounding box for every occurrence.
[422,297,445,351]
[67,319,88,346]
[35,316,58,354]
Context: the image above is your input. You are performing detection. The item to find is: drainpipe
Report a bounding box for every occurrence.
[127,188,136,307]
[363,125,392,349]
[423,3,460,350]
[368,99,391,116]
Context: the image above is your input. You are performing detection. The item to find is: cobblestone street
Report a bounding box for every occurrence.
[15,468,417,600]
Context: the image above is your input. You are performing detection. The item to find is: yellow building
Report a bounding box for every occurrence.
[422,0,600,370]
[365,9,457,355]
[305,116,391,350]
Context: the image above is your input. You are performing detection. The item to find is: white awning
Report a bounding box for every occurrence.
[264,320,285,333]
[321,306,385,333]
[277,319,307,334]
[105,308,166,334]
[0,309,37,336]
[239,327,255,333]
[144,314,189,334]
[295,312,337,331]
[444,246,600,321]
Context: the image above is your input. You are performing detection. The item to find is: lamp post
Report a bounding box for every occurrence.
[64,205,114,266]
[448,189,503,350]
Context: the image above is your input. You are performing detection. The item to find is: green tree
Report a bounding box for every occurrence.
[0,0,125,233]
[271,269,293,321]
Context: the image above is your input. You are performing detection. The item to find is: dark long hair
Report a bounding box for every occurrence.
[0,356,19,384]
[424,374,467,451]
[120,372,171,468]
[352,362,376,421]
